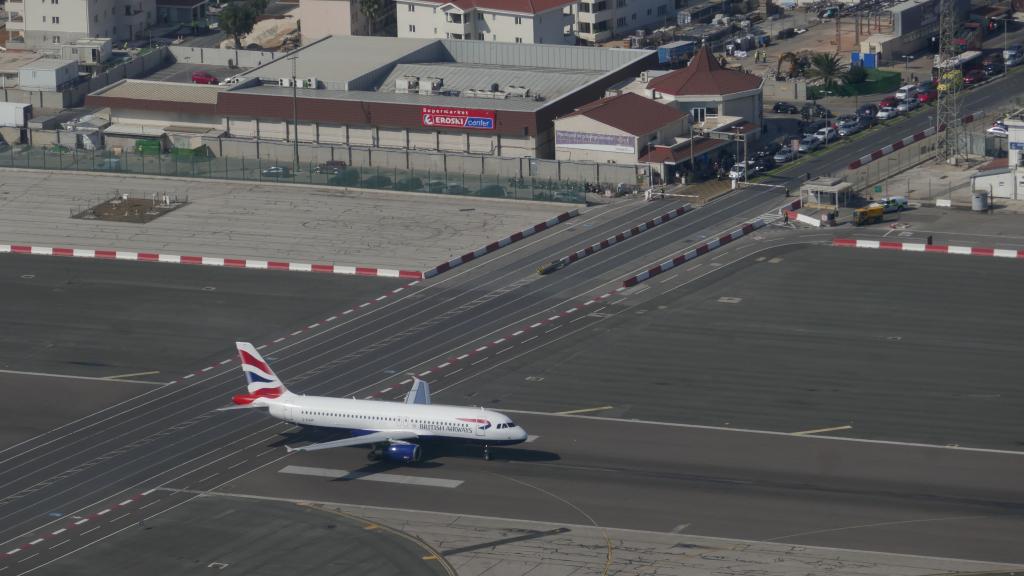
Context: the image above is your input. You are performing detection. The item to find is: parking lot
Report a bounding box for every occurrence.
[139,62,237,84]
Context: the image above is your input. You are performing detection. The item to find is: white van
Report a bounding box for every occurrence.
[895,84,919,101]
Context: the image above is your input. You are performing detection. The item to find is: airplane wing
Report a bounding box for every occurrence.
[404,376,431,405]
[285,430,419,453]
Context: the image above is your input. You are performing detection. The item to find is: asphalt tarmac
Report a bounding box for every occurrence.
[2,174,1023,572]
[452,243,1024,450]
[0,254,405,379]
[32,494,452,576]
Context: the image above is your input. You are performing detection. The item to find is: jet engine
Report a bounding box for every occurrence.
[370,443,422,463]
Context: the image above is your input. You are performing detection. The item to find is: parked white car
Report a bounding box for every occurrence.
[896,98,920,113]
[876,106,901,120]
[987,121,1008,137]
[814,126,839,144]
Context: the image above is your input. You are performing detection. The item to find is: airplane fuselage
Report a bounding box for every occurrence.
[266,395,528,446]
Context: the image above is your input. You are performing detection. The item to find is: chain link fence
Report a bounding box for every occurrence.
[0,145,629,204]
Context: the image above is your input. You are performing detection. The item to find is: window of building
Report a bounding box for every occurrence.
[409,24,416,32]
[52,15,59,22]
[447,13,462,23]
[407,3,414,10]
[514,16,522,24]
[125,5,131,15]
[616,16,625,26]
[515,37,522,43]
[476,11,483,19]
[492,34,497,40]
[476,32,483,39]
[579,3,590,12]
[657,4,666,14]
[94,14,98,22]
[616,0,625,6]
[593,1,607,10]
[631,12,636,20]
[53,35,61,42]
[578,22,591,33]
[51,0,58,4]
[594,20,608,31]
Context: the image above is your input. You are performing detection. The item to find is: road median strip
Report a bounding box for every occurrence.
[622,219,765,287]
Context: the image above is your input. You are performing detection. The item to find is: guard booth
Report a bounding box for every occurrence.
[799,176,853,211]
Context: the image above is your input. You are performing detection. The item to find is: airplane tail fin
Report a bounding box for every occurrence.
[233,342,291,405]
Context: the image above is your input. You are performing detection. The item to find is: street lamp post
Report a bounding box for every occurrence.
[289,56,299,173]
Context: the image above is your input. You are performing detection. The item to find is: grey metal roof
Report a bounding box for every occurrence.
[232,83,551,112]
[19,58,76,71]
[91,79,224,104]
[234,35,652,89]
[378,62,602,103]
[239,36,442,88]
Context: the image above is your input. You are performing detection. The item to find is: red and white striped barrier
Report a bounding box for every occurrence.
[422,209,579,279]
[848,111,980,170]
[622,219,765,287]
[832,238,1024,258]
[779,197,802,214]
[562,204,692,265]
[0,244,424,279]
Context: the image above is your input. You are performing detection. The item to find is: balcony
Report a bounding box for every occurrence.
[8,0,22,4]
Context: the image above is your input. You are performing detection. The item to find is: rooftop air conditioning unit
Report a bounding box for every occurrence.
[506,85,530,98]
[640,71,650,83]
[279,77,293,87]
[396,75,420,93]
[418,77,443,95]
[303,77,319,89]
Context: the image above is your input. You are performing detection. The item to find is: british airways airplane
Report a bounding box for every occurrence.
[229,342,528,462]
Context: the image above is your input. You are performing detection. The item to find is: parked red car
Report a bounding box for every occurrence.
[916,89,938,103]
[191,71,219,85]
[878,95,899,109]
[963,68,986,85]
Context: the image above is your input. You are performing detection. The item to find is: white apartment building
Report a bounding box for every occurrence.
[576,0,675,44]
[396,0,575,45]
[6,0,155,49]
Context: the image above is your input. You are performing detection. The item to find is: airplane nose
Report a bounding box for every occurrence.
[516,428,528,442]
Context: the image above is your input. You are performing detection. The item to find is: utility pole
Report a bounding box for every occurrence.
[289,55,299,172]
[935,0,963,164]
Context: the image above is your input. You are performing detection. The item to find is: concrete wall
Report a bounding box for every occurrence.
[200,134,641,184]
[300,0,366,43]
[763,78,808,103]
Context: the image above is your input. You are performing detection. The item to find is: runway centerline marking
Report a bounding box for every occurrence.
[279,465,463,488]
[793,425,853,436]
[556,406,614,415]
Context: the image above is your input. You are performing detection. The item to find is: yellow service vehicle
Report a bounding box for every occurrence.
[852,204,885,226]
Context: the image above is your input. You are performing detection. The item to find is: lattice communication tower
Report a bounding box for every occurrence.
[935,0,964,163]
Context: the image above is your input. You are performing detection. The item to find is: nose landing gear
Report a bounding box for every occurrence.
[483,445,491,461]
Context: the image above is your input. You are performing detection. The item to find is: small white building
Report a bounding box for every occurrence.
[554,92,686,165]
[396,0,575,44]
[18,60,80,92]
[645,45,764,132]
[970,117,1024,200]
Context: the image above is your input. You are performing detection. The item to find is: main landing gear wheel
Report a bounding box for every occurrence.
[367,447,383,462]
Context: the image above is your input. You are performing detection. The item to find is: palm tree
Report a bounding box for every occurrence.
[806,52,849,91]
[219,2,259,49]
[359,0,382,36]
